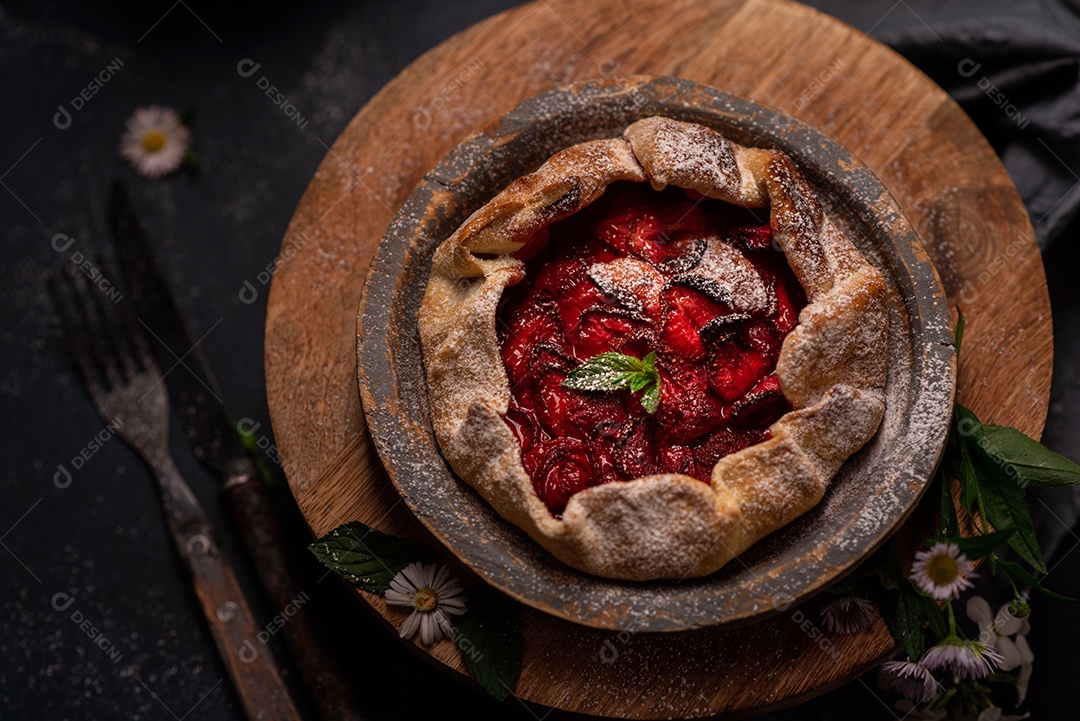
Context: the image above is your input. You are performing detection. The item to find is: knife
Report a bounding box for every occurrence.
[107,180,365,721]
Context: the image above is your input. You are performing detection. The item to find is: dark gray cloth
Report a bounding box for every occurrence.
[813,0,1080,248]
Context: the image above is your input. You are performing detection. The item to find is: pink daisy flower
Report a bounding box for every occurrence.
[910,541,976,600]
[119,105,191,179]
[880,659,941,704]
[921,636,1004,680]
[820,596,877,634]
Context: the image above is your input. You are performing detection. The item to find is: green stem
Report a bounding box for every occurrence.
[946,600,957,637]
[992,552,1021,597]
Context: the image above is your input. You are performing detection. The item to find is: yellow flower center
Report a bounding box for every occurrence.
[926,553,960,585]
[414,588,438,613]
[141,130,167,153]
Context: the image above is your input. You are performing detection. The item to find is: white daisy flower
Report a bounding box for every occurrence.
[384,562,466,645]
[880,660,941,704]
[1013,633,1034,704]
[820,596,877,634]
[967,596,1029,640]
[909,541,976,600]
[966,595,1032,672]
[119,106,191,179]
[921,636,1004,680]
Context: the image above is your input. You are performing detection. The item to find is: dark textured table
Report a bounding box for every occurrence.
[2,2,1077,719]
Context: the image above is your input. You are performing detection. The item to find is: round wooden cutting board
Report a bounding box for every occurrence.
[265,0,1053,717]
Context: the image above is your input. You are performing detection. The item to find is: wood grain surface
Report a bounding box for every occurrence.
[264,0,1053,717]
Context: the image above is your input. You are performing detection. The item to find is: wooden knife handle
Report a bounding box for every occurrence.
[150,455,303,721]
[224,473,365,721]
[185,532,305,721]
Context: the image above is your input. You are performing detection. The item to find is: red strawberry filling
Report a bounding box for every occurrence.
[497,182,807,516]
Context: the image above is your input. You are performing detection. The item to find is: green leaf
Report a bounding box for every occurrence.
[950,406,981,520]
[308,522,435,593]
[562,352,645,391]
[954,404,1047,573]
[995,557,1075,601]
[874,542,927,657]
[938,465,960,539]
[920,594,949,641]
[977,466,1046,573]
[953,403,981,438]
[957,437,982,518]
[562,351,661,414]
[640,381,661,414]
[451,585,522,701]
[931,529,1015,560]
[881,581,926,658]
[956,401,1080,489]
[975,424,1080,488]
[875,541,904,591]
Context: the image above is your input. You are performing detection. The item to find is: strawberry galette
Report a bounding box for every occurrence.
[418,117,888,581]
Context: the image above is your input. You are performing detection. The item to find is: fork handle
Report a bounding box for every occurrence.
[153,458,304,721]
[223,471,366,721]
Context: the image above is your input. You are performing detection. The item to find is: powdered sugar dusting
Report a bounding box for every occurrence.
[626,116,740,197]
[586,256,663,315]
[692,236,770,313]
[363,77,955,631]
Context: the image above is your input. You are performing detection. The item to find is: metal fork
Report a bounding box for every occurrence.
[49,268,303,721]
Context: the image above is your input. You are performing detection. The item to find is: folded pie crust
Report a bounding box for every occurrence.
[418,117,888,581]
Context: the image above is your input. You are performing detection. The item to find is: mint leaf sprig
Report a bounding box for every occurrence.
[308,521,436,593]
[561,350,662,413]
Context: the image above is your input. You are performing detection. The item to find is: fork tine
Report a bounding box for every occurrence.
[120,302,161,377]
[85,251,162,378]
[86,258,140,383]
[66,269,125,391]
[48,270,108,398]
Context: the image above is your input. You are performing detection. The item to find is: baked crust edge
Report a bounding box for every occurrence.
[417,117,888,581]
